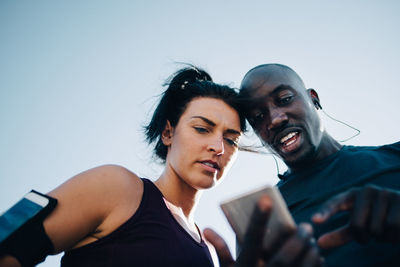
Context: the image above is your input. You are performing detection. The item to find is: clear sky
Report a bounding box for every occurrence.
[1,1,399,266]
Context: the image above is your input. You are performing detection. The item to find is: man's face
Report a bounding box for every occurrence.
[241,67,324,168]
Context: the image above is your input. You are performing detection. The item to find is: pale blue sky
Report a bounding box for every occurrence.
[1,1,399,265]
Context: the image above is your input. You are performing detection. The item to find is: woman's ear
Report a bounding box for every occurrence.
[161,120,174,146]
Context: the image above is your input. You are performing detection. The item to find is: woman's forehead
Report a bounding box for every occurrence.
[182,98,241,130]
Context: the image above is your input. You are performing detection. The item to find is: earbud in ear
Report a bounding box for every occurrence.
[307,88,322,110]
[313,99,322,110]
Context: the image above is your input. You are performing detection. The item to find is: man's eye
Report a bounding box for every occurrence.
[278,95,293,105]
[251,111,265,123]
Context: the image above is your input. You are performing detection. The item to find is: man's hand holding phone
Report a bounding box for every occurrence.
[204,190,324,267]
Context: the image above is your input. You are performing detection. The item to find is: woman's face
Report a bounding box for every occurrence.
[163,97,241,190]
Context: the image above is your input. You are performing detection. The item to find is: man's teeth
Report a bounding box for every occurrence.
[285,139,296,146]
[280,132,298,144]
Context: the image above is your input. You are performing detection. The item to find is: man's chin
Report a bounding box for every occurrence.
[274,145,300,161]
[280,148,317,170]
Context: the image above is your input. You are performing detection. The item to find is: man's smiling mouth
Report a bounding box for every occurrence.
[280,131,299,147]
[271,129,302,154]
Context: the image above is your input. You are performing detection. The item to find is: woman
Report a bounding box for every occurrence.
[0,66,246,267]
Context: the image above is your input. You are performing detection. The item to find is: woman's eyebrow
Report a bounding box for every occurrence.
[191,116,240,135]
[191,116,216,126]
[226,129,241,135]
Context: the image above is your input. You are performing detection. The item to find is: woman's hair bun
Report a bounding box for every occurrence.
[167,65,212,90]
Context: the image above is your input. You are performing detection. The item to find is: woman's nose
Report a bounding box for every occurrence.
[208,136,224,155]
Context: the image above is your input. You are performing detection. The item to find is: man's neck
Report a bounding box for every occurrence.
[288,134,342,173]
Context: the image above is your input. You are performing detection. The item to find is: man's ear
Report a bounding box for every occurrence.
[161,120,174,146]
[307,88,322,110]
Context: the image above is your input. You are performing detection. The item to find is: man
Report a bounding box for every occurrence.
[205,64,400,266]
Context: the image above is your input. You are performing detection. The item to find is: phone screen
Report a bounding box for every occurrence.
[220,186,295,248]
[0,196,45,243]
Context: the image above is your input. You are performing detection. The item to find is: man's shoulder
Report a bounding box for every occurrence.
[342,141,400,153]
[331,141,400,177]
[277,141,400,186]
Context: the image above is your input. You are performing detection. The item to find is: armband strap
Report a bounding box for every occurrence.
[3,221,54,267]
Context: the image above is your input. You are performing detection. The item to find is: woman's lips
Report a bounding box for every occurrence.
[199,161,219,173]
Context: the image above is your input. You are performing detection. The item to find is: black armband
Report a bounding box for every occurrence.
[0,191,57,267]
[3,220,54,267]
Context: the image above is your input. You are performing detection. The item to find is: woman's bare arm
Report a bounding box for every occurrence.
[0,165,143,267]
[45,164,143,253]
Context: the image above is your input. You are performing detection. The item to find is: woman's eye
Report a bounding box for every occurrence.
[225,138,238,147]
[194,127,208,133]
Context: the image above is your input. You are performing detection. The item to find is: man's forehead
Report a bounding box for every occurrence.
[242,66,305,96]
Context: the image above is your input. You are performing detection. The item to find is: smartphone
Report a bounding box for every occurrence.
[0,190,57,248]
[220,186,295,249]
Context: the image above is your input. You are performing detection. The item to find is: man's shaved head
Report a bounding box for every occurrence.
[240,64,306,93]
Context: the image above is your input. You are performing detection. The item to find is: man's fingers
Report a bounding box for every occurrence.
[268,223,314,267]
[312,188,357,224]
[317,224,353,249]
[236,195,272,267]
[300,245,325,267]
[384,193,400,241]
[315,185,400,248]
[369,188,390,239]
[203,228,234,266]
[348,185,377,243]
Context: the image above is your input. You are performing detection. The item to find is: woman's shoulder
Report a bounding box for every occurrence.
[85,164,142,186]
[45,165,145,251]
[67,164,144,206]
[48,164,144,214]
[57,164,142,192]
[47,164,144,229]
[93,164,143,198]
[78,165,145,242]
[80,164,140,179]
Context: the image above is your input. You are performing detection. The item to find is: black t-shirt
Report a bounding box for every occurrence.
[277,141,400,267]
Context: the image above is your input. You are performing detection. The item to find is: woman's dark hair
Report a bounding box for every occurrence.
[144,65,246,162]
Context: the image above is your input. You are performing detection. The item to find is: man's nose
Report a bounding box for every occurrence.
[268,108,288,130]
[208,136,225,155]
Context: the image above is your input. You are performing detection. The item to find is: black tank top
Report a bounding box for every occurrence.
[61,178,214,267]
